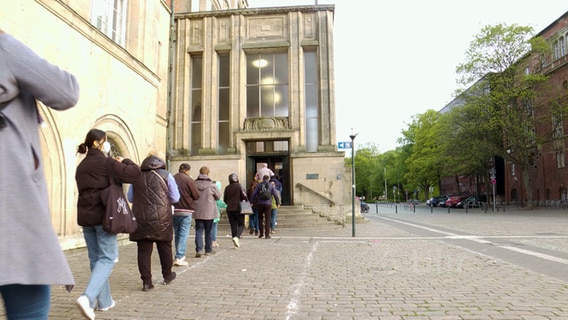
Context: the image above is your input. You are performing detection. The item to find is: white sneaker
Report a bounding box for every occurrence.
[97,300,115,311]
[232,236,240,248]
[76,295,95,320]
[174,258,188,266]
[212,240,219,248]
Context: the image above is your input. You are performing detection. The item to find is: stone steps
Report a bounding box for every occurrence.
[217,205,342,230]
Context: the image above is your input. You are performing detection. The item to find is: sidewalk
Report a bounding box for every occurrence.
[3,206,568,319]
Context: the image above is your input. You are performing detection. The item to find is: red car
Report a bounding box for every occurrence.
[445,195,468,208]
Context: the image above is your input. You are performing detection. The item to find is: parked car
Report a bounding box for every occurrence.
[446,195,468,208]
[360,201,370,213]
[458,195,487,208]
[429,195,449,207]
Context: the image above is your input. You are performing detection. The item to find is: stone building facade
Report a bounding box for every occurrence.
[1,1,354,248]
[1,0,172,247]
[168,5,352,220]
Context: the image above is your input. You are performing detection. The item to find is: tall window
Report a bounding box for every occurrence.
[218,54,230,154]
[552,113,564,139]
[557,149,566,168]
[246,53,289,118]
[191,56,202,155]
[560,36,566,57]
[304,51,319,152]
[90,0,127,47]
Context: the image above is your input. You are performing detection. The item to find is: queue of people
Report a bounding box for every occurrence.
[0,30,284,320]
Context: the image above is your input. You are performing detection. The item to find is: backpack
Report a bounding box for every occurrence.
[258,182,271,200]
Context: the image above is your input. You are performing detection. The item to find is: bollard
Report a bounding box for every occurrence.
[395,204,398,214]
[465,205,468,213]
[430,205,433,214]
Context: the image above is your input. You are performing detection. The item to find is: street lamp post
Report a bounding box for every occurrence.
[384,167,387,202]
[349,133,358,237]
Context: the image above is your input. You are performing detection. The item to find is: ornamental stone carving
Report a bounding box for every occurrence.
[243,117,289,131]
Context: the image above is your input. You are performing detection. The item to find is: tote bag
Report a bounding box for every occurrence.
[100,160,137,234]
[239,201,253,215]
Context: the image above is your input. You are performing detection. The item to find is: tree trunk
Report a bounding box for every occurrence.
[521,165,533,208]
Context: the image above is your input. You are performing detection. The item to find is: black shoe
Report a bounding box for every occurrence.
[142,283,154,292]
[195,252,202,258]
[259,234,263,238]
[249,229,254,235]
[254,230,258,236]
[163,272,176,285]
[265,236,271,239]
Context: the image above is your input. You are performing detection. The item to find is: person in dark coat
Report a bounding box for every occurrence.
[250,175,280,239]
[127,154,180,292]
[223,173,248,248]
[172,163,200,266]
[75,128,141,319]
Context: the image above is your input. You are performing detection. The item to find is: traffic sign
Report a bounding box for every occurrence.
[338,141,352,149]
[491,179,496,185]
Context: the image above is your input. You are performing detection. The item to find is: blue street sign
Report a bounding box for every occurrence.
[338,141,352,149]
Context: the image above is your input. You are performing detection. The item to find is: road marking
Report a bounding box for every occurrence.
[286,241,319,320]
[377,216,568,266]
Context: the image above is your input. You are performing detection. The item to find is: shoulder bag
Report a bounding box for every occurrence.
[239,200,253,215]
[100,159,138,234]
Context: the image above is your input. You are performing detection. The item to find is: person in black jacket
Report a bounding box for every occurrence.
[223,173,248,248]
[75,128,141,319]
[127,154,180,292]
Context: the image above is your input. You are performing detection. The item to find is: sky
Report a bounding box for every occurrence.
[247,0,568,152]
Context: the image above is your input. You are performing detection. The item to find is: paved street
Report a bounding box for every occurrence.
[3,204,568,319]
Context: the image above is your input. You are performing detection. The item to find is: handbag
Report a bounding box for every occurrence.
[239,200,253,215]
[100,159,137,234]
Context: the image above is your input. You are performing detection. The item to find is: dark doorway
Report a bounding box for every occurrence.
[246,155,290,205]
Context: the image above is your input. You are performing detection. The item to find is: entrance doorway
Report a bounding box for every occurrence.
[247,156,290,205]
[245,140,290,205]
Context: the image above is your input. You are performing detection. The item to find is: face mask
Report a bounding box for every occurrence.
[102,141,111,154]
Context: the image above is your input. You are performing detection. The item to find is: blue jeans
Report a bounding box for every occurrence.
[194,219,213,253]
[271,208,278,230]
[82,225,118,309]
[249,209,259,231]
[0,284,50,319]
[173,215,191,259]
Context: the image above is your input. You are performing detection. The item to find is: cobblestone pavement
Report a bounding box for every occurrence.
[3,204,568,319]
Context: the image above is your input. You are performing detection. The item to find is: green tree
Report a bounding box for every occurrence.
[401,110,443,200]
[455,23,568,207]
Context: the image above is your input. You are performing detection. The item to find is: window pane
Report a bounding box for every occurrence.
[247,86,259,117]
[274,85,288,117]
[306,118,318,152]
[261,86,274,117]
[261,55,274,84]
[247,55,260,85]
[274,53,288,84]
[219,88,229,120]
[192,56,202,88]
[305,85,317,118]
[304,52,317,83]
[191,123,201,155]
[192,94,202,121]
[219,122,229,154]
[219,54,230,87]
